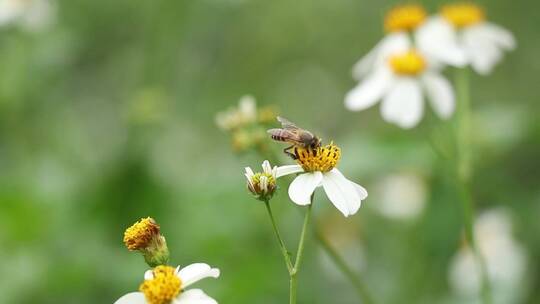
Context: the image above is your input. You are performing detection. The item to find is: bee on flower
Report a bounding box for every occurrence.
[346,48,456,128]
[268,117,368,217]
[114,264,220,304]
[421,2,516,75]
[215,95,278,153]
[353,4,466,80]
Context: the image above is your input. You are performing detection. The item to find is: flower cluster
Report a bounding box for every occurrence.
[117,218,220,304]
[216,95,277,152]
[346,3,515,128]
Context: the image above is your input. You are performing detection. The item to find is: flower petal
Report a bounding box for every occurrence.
[178,263,220,289]
[381,78,424,128]
[288,172,323,206]
[275,165,304,178]
[321,169,361,217]
[114,292,146,304]
[175,289,217,304]
[463,26,503,75]
[261,160,272,174]
[352,32,410,80]
[421,72,455,119]
[144,269,154,280]
[345,68,393,111]
[416,17,467,67]
[244,167,254,178]
[478,22,516,51]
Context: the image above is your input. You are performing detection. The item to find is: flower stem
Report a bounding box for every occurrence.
[454,67,492,304]
[264,200,293,273]
[289,203,312,304]
[314,229,375,304]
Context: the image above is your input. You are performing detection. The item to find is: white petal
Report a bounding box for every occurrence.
[244,167,254,178]
[275,165,304,178]
[114,292,146,304]
[351,181,368,201]
[416,17,467,67]
[288,172,323,206]
[178,263,220,288]
[381,78,424,128]
[463,27,503,75]
[321,169,361,217]
[144,269,154,280]
[421,72,455,119]
[477,22,516,51]
[345,68,392,111]
[352,33,410,80]
[261,160,272,174]
[175,289,217,304]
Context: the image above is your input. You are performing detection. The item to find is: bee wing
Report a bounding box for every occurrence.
[267,128,303,143]
[277,116,299,130]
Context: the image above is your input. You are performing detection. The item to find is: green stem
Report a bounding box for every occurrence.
[264,200,293,273]
[454,68,492,304]
[314,229,375,304]
[290,203,312,304]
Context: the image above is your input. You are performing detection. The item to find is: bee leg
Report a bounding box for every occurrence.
[283,145,297,160]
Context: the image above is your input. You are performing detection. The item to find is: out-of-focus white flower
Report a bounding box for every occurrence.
[276,142,368,217]
[115,264,220,304]
[421,3,515,75]
[245,160,278,201]
[373,172,427,220]
[346,49,455,129]
[215,95,257,131]
[353,4,466,80]
[449,209,527,303]
[0,0,55,31]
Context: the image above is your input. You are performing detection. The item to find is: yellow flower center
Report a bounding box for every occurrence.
[441,3,485,28]
[123,217,160,251]
[384,4,427,33]
[389,50,426,76]
[294,143,341,173]
[139,266,182,304]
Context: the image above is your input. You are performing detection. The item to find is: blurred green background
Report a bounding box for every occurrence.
[0,0,538,303]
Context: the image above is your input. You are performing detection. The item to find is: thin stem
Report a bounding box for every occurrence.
[454,67,492,304]
[289,202,313,304]
[264,200,293,273]
[314,229,374,304]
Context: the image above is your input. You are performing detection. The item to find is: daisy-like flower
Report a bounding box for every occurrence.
[421,2,516,75]
[115,264,220,304]
[245,160,278,201]
[124,217,170,267]
[275,142,367,217]
[0,0,55,31]
[353,4,466,80]
[346,48,455,128]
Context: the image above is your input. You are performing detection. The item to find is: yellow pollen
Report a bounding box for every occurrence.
[139,265,182,304]
[389,50,426,76]
[384,4,427,33]
[294,143,341,173]
[123,217,160,251]
[441,3,485,28]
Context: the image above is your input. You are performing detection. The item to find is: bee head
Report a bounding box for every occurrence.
[310,137,322,149]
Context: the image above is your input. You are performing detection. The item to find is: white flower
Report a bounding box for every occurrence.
[115,263,220,304]
[423,3,516,75]
[276,143,367,217]
[245,160,278,201]
[346,49,455,129]
[449,209,527,302]
[0,0,55,31]
[373,172,427,220]
[215,95,257,131]
[353,4,466,80]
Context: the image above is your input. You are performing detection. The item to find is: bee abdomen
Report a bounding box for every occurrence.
[271,135,285,141]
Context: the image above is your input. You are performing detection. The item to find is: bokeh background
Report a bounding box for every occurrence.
[0,0,538,303]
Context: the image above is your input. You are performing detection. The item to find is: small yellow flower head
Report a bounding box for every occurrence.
[123,217,170,267]
[245,160,278,201]
[441,3,485,28]
[139,265,182,304]
[389,50,427,76]
[295,142,341,173]
[124,217,160,251]
[384,4,427,33]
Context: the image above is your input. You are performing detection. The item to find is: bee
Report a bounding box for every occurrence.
[267,116,322,160]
